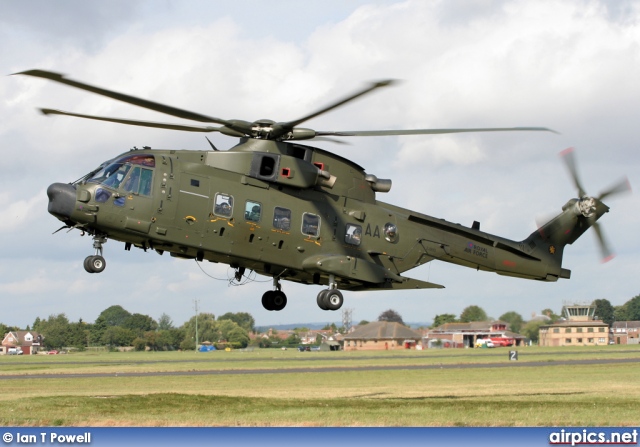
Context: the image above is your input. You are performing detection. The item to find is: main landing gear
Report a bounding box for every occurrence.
[262,277,288,311]
[261,275,345,312]
[316,275,344,311]
[84,234,107,273]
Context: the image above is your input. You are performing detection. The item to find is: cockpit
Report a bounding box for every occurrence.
[85,154,155,196]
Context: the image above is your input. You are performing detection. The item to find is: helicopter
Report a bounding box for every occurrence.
[17,69,630,312]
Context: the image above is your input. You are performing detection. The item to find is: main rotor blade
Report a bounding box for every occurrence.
[281,79,397,130]
[39,108,227,133]
[560,147,587,198]
[597,176,632,201]
[15,69,234,126]
[315,127,556,137]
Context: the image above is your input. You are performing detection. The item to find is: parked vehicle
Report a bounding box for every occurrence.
[7,347,23,355]
[490,337,515,347]
[48,350,59,355]
[475,339,495,348]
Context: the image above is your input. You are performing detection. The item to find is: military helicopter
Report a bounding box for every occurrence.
[18,69,630,312]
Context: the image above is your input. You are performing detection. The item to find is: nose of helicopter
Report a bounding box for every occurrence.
[47,182,76,222]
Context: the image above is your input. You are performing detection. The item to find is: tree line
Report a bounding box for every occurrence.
[2,305,257,351]
[4,294,638,349]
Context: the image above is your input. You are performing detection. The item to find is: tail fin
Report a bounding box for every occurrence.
[521,197,610,280]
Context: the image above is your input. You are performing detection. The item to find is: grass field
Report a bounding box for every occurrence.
[1,346,639,426]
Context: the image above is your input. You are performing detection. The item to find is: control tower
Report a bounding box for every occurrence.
[561,303,597,322]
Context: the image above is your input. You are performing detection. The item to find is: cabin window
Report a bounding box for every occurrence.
[214,193,234,217]
[245,201,262,222]
[273,207,291,231]
[384,222,398,242]
[345,224,362,246]
[302,213,320,237]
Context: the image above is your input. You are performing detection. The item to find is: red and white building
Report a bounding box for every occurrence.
[1,331,43,355]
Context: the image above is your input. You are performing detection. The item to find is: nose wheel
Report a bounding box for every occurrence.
[84,234,107,273]
[262,277,287,311]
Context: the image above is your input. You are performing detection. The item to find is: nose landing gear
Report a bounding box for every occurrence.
[262,277,288,311]
[84,234,107,273]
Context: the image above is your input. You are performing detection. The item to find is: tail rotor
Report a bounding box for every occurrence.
[559,148,631,263]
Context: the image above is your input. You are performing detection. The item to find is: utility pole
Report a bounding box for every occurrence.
[342,308,353,333]
[193,299,200,349]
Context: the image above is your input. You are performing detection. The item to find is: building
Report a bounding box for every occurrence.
[342,321,422,351]
[1,331,43,355]
[610,321,640,345]
[425,321,526,348]
[538,304,609,347]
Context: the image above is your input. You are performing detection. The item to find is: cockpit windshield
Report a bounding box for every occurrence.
[87,154,155,189]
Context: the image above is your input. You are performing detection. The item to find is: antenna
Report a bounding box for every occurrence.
[193,299,200,349]
[342,308,353,333]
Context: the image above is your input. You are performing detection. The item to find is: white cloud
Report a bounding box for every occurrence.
[1,0,639,329]
[0,190,46,232]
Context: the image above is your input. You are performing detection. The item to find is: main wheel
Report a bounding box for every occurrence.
[271,290,287,311]
[316,289,330,310]
[83,256,95,273]
[325,289,344,311]
[261,290,275,311]
[84,255,106,273]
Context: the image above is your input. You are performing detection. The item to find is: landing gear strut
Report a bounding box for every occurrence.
[316,275,344,311]
[84,234,107,273]
[261,277,287,311]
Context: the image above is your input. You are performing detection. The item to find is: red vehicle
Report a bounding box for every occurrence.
[489,337,515,347]
[48,350,59,355]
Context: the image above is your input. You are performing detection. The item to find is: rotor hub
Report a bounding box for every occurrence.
[577,196,597,218]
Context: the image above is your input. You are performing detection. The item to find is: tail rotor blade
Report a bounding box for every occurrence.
[591,221,615,263]
[598,176,632,201]
[560,147,587,198]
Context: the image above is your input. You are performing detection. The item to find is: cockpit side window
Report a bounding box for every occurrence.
[123,167,141,194]
[122,167,153,196]
[88,154,155,190]
[100,164,131,189]
[139,168,153,196]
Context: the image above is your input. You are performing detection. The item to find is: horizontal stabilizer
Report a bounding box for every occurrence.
[350,277,445,291]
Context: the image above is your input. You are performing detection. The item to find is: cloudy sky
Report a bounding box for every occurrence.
[2,0,639,330]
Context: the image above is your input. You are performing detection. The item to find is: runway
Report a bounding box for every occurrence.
[1,355,638,380]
